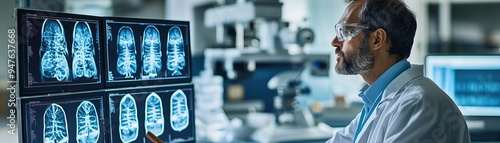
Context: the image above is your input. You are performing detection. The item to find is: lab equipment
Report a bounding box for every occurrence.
[21,91,106,143]
[17,9,103,96]
[103,17,192,88]
[268,71,314,127]
[193,70,235,142]
[425,55,500,116]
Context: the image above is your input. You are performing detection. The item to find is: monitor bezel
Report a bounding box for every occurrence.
[101,16,192,88]
[20,90,109,143]
[105,83,196,143]
[16,8,105,96]
[424,54,500,116]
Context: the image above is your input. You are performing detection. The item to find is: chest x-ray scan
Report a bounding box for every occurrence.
[108,85,195,142]
[117,26,138,79]
[104,18,190,86]
[72,22,97,79]
[166,26,186,77]
[18,8,102,95]
[40,19,70,82]
[119,94,139,143]
[44,103,69,143]
[22,93,105,143]
[170,89,189,132]
[76,101,100,143]
[145,92,165,136]
[142,25,162,78]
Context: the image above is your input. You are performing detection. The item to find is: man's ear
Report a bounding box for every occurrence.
[371,28,387,51]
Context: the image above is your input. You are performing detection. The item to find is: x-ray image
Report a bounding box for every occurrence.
[166,26,186,77]
[170,89,188,132]
[44,103,69,143]
[72,22,97,79]
[76,101,100,143]
[40,19,70,82]
[119,94,139,143]
[142,25,162,78]
[108,85,195,143]
[19,10,102,94]
[117,26,138,79]
[104,19,190,85]
[145,92,164,136]
[22,92,106,143]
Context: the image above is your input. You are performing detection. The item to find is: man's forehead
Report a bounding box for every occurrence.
[338,0,364,23]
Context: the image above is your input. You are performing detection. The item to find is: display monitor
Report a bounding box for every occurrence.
[21,91,107,143]
[17,9,103,95]
[103,17,191,87]
[425,55,500,116]
[107,84,195,143]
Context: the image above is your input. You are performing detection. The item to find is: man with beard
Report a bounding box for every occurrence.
[326,0,470,142]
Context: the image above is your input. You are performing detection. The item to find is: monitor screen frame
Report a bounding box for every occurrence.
[425,54,500,116]
[17,8,104,96]
[20,90,109,143]
[101,16,192,88]
[106,84,196,143]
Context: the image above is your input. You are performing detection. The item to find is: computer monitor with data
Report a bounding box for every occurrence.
[425,55,500,116]
[107,84,195,143]
[103,17,191,87]
[21,91,107,143]
[17,9,103,95]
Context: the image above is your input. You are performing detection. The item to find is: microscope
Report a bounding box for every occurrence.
[268,71,315,128]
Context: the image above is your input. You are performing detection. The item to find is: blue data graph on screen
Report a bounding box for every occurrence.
[454,70,500,107]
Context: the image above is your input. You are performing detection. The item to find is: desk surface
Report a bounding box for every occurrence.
[269,126,335,143]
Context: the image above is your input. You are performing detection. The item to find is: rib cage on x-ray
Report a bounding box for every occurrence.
[117,26,137,78]
[76,101,100,143]
[142,25,162,77]
[44,103,69,143]
[170,89,189,132]
[166,26,186,76]
[119,94,139,143]
[72,21,97,79]
[145,92,164,136]
[40,19,70,81]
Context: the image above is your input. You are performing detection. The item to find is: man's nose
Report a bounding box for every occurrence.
[332,36,342,49]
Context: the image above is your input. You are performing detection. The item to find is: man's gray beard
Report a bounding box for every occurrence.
[335,34,375,75]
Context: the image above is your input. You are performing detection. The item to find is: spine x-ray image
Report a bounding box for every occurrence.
[40,19,70,82]
[72,22,97,79]
[145,92,165,136]
[76,101,100,143]
[170,89,189,132]
[166,26,186,76]
[117,26,138,78]
[119,94,139,143]
[142,25,162,78]
[44,103,69,143]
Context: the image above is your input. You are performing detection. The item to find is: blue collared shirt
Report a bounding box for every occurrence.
[358,59,411,111]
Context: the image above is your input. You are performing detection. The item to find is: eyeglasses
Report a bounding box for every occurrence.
[334,23,371,42]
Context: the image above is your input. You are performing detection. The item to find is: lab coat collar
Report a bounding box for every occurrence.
[354,65,423,142]
[382,65,424,103]
[358,59,411,109]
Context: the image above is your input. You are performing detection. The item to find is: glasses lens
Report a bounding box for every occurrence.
[335,24,345,42]
[335,23,369,42]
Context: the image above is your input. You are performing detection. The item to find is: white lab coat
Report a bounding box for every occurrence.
[327,65,471,143]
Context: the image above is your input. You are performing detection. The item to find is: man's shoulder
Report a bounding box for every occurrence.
[396,76,457,108]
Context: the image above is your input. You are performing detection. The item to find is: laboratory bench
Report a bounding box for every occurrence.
[197,100,500,143]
